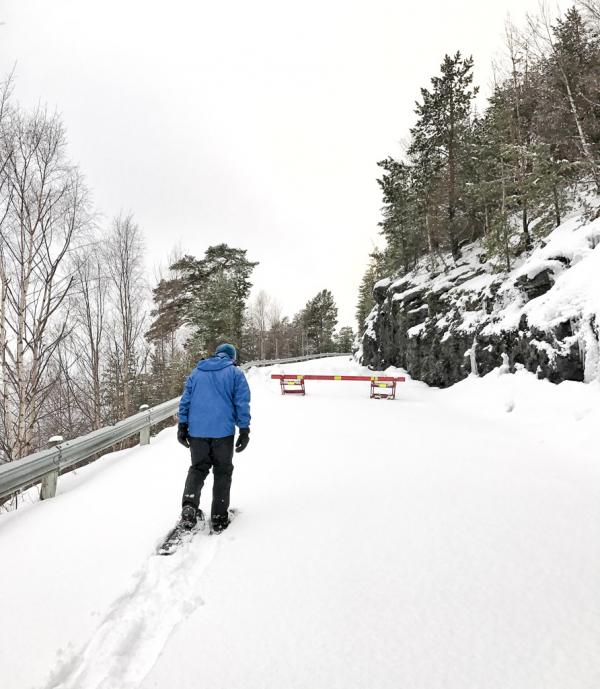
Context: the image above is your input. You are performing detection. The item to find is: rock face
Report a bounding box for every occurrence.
[360,217,600,387]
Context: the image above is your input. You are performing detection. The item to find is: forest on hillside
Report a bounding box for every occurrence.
[357,2,600,331]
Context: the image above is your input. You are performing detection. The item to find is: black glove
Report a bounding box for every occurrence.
[235,428,250,453]
[177,422,190,448]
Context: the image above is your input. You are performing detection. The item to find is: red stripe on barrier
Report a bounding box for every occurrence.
[271,374,406,382]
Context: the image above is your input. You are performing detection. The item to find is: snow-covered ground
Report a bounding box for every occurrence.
[1,356,599,689]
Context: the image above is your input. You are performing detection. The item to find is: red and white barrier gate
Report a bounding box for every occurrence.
[271,374,406,399]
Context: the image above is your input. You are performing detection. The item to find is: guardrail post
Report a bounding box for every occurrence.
[139,404,151,446]
[40,435,63,500]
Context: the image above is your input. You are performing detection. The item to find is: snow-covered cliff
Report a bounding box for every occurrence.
[361,213,600,386]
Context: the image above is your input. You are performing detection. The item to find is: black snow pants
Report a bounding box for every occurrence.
[182,436,234,520]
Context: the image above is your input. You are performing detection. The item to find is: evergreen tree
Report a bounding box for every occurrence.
[533,6,600,188]
[376,159,423,273]
[551,7,600,162]
[301,289,338,353]
[147,244,258,363]
[334,326,355,353]
[409,52,479,259]
[474,94,519,270]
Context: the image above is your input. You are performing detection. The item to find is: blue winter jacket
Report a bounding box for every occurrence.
[178,354,251,438]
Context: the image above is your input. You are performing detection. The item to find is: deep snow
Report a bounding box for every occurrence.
[1,357,599,689]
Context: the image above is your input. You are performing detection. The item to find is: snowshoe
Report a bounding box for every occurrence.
[157,508,205,556]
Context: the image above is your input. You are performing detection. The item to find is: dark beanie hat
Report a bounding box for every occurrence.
[215,343,237,361]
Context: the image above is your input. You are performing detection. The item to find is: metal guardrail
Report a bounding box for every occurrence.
[243,352,348,369]
[0,352,351,503]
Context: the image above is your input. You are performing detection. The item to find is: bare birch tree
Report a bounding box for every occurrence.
[577,0,600,24]
[0,74,14,461]
[105,214,147,419]
[0,106,89,459]
[67,247,107,429]
[250,290,271,360]
[268,299,283,358]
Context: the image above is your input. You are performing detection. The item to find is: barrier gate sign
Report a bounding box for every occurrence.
[271,374,406,399]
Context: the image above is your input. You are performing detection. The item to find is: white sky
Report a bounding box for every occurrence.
[0,0,568,326]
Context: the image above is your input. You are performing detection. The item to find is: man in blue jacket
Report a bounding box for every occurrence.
[177,343,251,532]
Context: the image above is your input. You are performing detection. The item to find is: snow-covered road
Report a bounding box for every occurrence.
[1,357,600,689]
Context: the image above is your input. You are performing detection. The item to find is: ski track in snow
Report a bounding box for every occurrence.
[42,530,221,689]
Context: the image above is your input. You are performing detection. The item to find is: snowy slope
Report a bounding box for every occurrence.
[1,357,600,689]
[362,211,600,385]
[483,216,600,380]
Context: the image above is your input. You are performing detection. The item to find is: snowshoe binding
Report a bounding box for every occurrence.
[181,504,203,530]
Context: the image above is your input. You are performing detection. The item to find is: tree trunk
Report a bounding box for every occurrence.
[522,204,531,251]
[562,63,599,189]
[553,184,562,227]
[448,102,459,261]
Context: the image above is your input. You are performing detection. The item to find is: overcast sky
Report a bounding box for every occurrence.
[0,0,568,326]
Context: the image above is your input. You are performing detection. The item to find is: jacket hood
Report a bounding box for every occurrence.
[197,354,235,372]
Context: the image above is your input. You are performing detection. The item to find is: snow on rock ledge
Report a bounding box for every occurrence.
[361,215,600,386]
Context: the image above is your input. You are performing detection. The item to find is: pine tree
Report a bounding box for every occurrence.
[554,8,600,185]
[147,244,258,363]
[376,159,423,274]
[409,52,479,260]
[533,6,600,188]
[301,290,338,353]
[334,326,355,353]
[473,93,518,270]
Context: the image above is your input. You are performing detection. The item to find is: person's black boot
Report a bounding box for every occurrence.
[211,515,229,533]
[181,504,197,530]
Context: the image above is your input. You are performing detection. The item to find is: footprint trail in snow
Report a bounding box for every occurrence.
[42,530,221,689]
